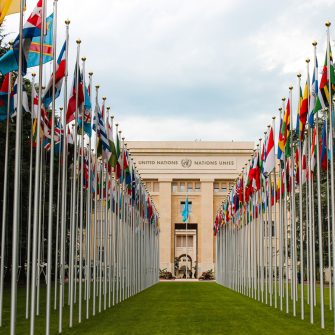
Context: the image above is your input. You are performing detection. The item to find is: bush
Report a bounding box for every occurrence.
[199,269,215,280]
[159,268,175,280]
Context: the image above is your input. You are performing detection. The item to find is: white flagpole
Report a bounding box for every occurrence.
[9,0,26,331]
[45,1,58,333]
[29,0,46,332]
[58,19,70,333]
[25,72,36,320]
[0,71,12,327]
[69,39,82,328]
[324,21,335,331]
[315,111,325,328]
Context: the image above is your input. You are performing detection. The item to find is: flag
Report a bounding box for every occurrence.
[299,81,309,140]
[278,99,290,158]
[182,196,190,223]
[310,127,316,175]
[309,56,318,127]
[106,116,117,168]
[277,115,283,161]
[0,73,12,120]
[78,82,92,136]
[263,126,275,176]
[301,139,307,184]
[321,120,328,171]
[97,102,111,162]
[311,45,335,123]
[27,13,53,68]
[66,62,84,124]
[0,0,22,24]
[42,41,66,108]
[115,132,121,180]
[0,0,43,75]
[12,77,30,116]
[295,84,303,137]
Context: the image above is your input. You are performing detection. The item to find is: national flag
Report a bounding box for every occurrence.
[106,116,117,168]
[278,99,290,158]
[301,139,307,184]
[310,127,316,175]
[0,0,22,24]
[96,102,111,162]
[299,81,309,140]
[78,82,92,136]
[27,13,53,68]
[0,73,12,121]
[277,115,283,161]
[12,77,30,116]
[115,131,121,180]
[263,126,275,176]
[309,56,318,127]
[312,44,335,120]
[66,62,84,124]
[321,120,328,170]
[42,41,66,108]
[0,0,43,75]
[182,196,190,222]
[295,84,303,137]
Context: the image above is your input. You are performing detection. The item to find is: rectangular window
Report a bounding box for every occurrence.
[214,183,219,193]
[153,182,159,192]
[180,201,192,213]
[172,182,178,193]
[180,182,185,192]
[187,182,193,192]
[221,184,227,193]
[195,182,201,192]
[146,182,152,191]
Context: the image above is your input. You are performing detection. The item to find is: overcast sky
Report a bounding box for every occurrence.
[3,0,335,142]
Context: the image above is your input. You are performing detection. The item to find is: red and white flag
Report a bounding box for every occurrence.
[263,126,275,176]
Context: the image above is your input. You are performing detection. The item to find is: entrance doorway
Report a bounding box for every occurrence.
[174,223,198,279]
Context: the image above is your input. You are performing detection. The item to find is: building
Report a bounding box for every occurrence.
[127,141,254,278]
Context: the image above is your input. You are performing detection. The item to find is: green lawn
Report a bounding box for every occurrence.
[1,282,334,334]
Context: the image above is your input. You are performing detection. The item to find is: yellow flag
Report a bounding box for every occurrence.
[0,0,21,24]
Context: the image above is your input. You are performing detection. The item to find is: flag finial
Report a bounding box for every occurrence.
[325,21,331,27]
[312,40,317,46]
[306,58,310,63]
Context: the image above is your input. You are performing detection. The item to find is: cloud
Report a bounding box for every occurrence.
[2,0,335,142]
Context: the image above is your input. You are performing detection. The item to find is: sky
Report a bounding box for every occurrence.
[3,0,335,142]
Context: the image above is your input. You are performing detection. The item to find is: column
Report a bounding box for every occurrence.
[200,178,214,275]
[158,178,172,272]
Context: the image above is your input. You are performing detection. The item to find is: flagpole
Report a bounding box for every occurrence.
[59,18,70,333]
[45,1,58,333]
[78,56,86,324]
[69,39,82,328]
[324,21,335,331]
[315,110,325,327]
[10,0,28,332]
[29,0,47,333]
[0,71,12,327]
[24,71,36,321]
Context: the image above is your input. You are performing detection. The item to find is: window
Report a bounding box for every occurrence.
[153,182,159,192]
[180,182,185,192]
[221,185,227,193]
[214,183,219,193]
[187,182,193,192]
[180,201,192,213]
[172,182,178,192]
[195,182,201,192]
[146,182,152,191]
[176,235,193,247]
